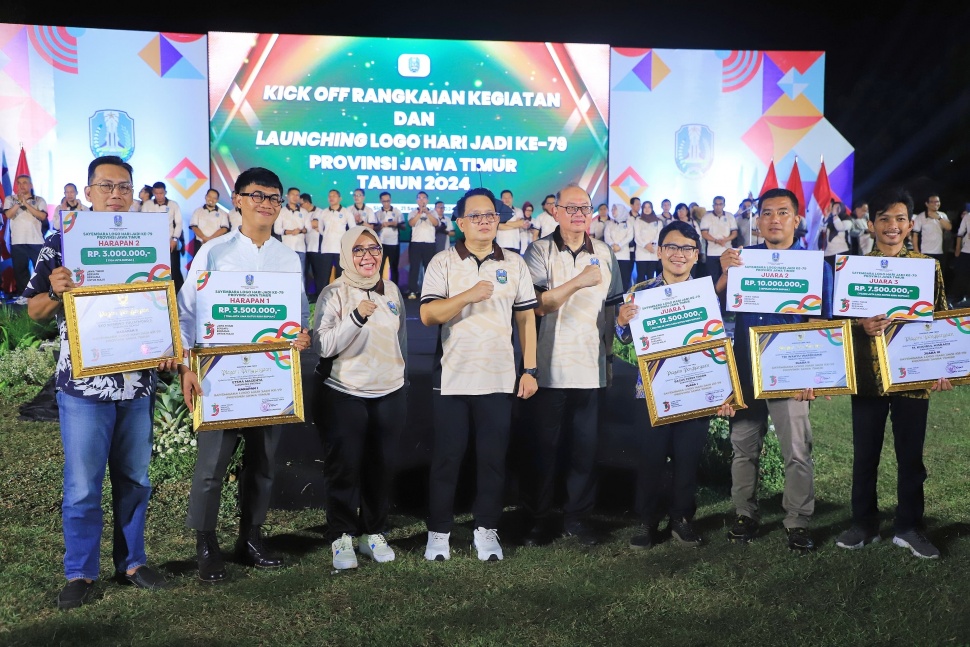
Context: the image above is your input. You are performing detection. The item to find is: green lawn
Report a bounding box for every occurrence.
[2,388,969,646]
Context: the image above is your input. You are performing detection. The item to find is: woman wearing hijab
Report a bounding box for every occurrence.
[312,225,408,570]
[633,200,663,282]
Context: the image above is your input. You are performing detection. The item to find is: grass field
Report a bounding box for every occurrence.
[1,386,969,646]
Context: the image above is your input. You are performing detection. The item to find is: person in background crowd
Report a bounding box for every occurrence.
[313,225,408,570]
[735,198,761,247]
[26,155,174,609]
[690,204,709,276]
[374,191,403,286]
[407,190,439,299]
[313,189,353,288]
[716,187,833,553]
[952,208,970,306]
[607,204,635,291]
[911,195,950,267]
[659,199,673,226]
[302,192,327,300]
[434,200,450,252]
[420,187,538,562]
[848,202,872,255]
[535,195,559,238]
[633,200,662,282]
[590,203,608,240]
[837,186,949,560]
[131,185,151,212]
[700,196,737,290]
[57,183,89,212]
[188,188,229,260]
[178,166,311,583]
[349,188,375,231]
[141,181,184,292]
[496,189,527,254]
[273,187,308,271]
[616,220,735,549]
[521,184,624,547]
[3,174,48,301]
[674,202,702,277]
[823,200,851,268]
[519,201,537,253]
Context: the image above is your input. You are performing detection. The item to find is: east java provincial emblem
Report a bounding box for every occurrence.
[496,269,508,284]
[675,124,714,178]
[90,109,135,161]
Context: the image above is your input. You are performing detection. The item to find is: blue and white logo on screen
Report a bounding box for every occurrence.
[398,54,431,78]
[674,124,713,178]
[89,109,135,162]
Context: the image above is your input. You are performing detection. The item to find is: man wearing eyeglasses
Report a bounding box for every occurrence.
[420,187,538,562]
[3,174,49,302]
[178,167,311,583]
[24,156,177,609]
[141,181,185,292]
[716,187,834,553]
[521,183,624,546]
[407,190,439,299]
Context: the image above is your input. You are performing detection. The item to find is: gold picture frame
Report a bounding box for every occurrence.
[875,308,970,393]
[191,342,304,431]
[63,281,181,378]
[638,338,746,426]
[749,319,856,399]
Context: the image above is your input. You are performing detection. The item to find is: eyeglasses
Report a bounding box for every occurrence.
[351,244,383,258]
[238,191,283,206]
[659,243,699,255]
[89,182,134,195]
[461,212,500,224]
[556,205,593,215]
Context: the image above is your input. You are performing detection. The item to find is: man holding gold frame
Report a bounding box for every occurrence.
[716,188,834,553]
[25,156,176,609]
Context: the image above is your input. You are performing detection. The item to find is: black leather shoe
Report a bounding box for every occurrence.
[119,566,169,590]
[786,527,816,553]
[563,522,602,546]
[522,523,554,547]
[629,525,659,550]
[57,579,94,610]
[197,531,228,583]
[236,525,284,569]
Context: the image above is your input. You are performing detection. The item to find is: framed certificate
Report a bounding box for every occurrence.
[726,248,824,314]
[60,210,171,286]
[749,320,856,399]
[191,342,304,431]
[195,270,303,345]
[875,308,970,393]
[638,338,746,425]
[626,276,725,356]
[833,254,936,319]
[63,281,181,378]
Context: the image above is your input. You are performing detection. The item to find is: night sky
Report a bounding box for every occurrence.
[6,0,969,212]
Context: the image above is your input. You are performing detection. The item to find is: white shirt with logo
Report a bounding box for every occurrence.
[913,211,949,255]
[273,205,308,253]
[496,206,524,250]
[700,211,737,257]
[3,195,48,245]
[316,207,353,254]
[409,208,438,243]
[374,208,403,246]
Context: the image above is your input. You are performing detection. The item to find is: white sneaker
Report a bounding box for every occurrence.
[424,531,451,561]
[359,533,395,563]
[473,527,503,561]
[331,533,358,570]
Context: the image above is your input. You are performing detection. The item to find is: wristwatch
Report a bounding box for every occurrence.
[48,285,61,302]
[520,367,538,378]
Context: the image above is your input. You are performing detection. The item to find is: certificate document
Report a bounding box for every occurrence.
[876,309,970,392]
[626,277,725,356]
[192,342,304,431]
[195,270,302,345]
[833,255,935,319]
[749,320,856,398]
[726,248,824,314]
[639,338,745,425]
[64,282,181,378]
[60,211,171,286]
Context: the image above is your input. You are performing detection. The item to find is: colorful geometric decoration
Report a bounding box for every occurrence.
[139,34,204,79]
[612,50,669,92]
[610,166,648,204]
[27,26,82,74]
[718,51,762,93]
[165,157,207,199]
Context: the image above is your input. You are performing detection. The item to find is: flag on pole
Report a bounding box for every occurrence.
[758,159,779,198]
[785,158,805,216]
[15,146,30,180]
[805,159,833,252]
[0,150,10,200]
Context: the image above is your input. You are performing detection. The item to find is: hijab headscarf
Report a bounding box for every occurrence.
[336,225,382,291]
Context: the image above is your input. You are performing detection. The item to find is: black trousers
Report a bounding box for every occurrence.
[428,392,512,532]
[635,260,660,283]
[617,260,633,293]
[408,242,437,295]
[636,415,708,526]
[170,247,184,293]
[952,254,970,303]
[306,252,328,299]
[11,243,42,296]
[380,244,401,286]
[314,383,406,539]
[186,425,280,531]
[522,388,600,527]
[850,395,929,533]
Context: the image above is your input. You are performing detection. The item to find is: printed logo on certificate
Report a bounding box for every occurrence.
[195,270,302,345]
[833,254,936,319]
[60,211,171,286]
[875,308,970,393]
[749,320,856,399]
[726,249,823,314]
[626,277,725,356]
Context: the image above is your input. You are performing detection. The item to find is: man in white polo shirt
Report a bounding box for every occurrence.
[141,181,185,292]
[420,187,538,562]
[911,194,950,266]
[188,188,229,260]
[3,174,48,300]
[273,187,308,271]
[496,189,527,254]
[301,192,327,299]
[312,189,353,288]
[374,191,403,286]
[407,190,439,299]
[535,194,560,239]
[700,195,737,288]
[521,183,624,546]
[349,188,375,231]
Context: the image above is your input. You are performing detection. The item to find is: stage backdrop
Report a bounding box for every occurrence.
[609,49,854,211]
[0,24,210,232]
[208,33,610,210]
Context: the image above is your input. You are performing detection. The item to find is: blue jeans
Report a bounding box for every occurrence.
[57,391,154,581]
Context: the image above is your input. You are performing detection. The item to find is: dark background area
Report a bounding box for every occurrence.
[4,0,968,210]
